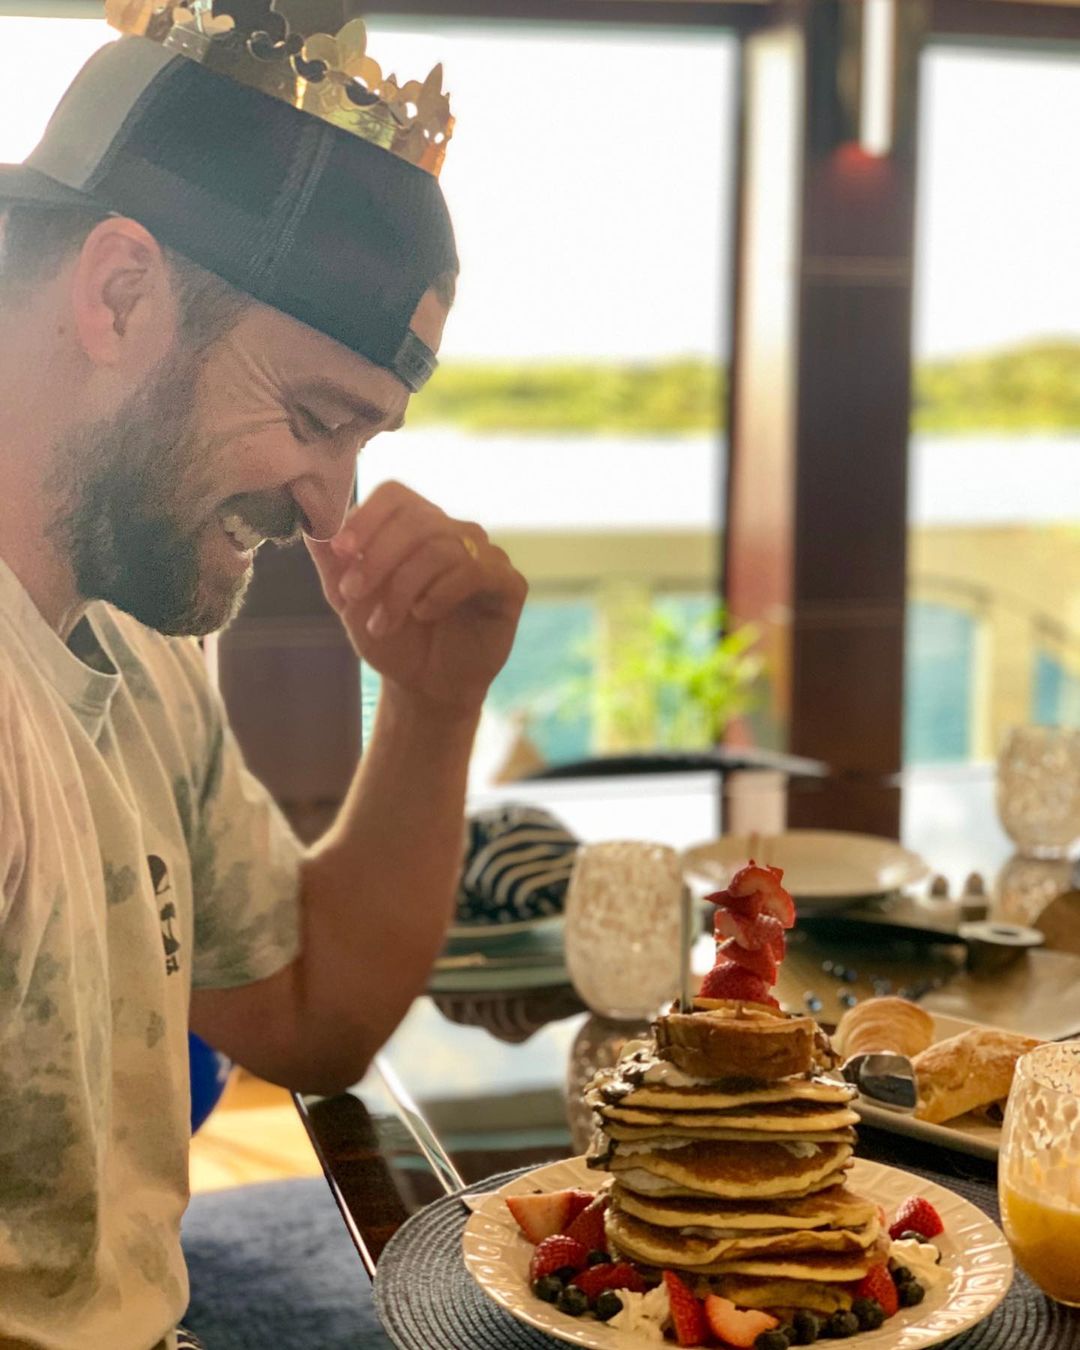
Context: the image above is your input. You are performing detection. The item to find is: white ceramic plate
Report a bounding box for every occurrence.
[683,832,930,909]
[462,1155,1013,1350]
[852,1014,1012,1163]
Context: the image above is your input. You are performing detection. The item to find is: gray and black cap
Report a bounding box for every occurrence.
[0,34,456,391]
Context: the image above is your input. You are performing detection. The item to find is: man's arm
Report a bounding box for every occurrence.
[190,482,526,1093]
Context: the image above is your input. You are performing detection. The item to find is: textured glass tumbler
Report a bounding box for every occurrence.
[996,726,1080,857]
[564,840,683,1020]
[999,1042,1080,1306]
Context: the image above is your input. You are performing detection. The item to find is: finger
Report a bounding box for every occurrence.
[371,535,476,636]
[329,480,429,560]
[337,502,454,605]
[411,556,527,625]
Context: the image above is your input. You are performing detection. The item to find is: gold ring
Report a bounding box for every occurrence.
[461,534,480,560]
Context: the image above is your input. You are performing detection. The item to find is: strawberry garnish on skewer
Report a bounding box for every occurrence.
[702,861,796,1005]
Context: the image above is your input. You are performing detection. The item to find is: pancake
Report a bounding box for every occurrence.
[612,1182,877,1233]
[590,1063,855,1114]
[606,1139,854,1200]
[606,1208,882,1268]
[681,1246,879,1281]
[704,1275,856,1316]
[605,1126,857,1145]
[598,1099,861,1133]
[654,1009,819,1081]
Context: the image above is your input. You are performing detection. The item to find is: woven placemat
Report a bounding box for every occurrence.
[372,1165,1080,1350]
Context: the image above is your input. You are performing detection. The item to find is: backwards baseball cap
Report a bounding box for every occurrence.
[0,2,458,392]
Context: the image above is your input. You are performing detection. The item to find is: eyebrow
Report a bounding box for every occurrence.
[288,378,406,432]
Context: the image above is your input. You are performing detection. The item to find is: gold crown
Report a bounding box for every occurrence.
[105,0,454,177]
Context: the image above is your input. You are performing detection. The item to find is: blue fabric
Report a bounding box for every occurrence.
[188,1033,232,1134]
[181,1178,395,1349]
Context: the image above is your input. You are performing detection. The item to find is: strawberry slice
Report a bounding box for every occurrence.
[528,1235,588,1284]
[713,909,786,960]
[704,1294,778,1348]
[506,1189,591,1244]
[700,959,779,1007]
[709,862,796,930]
[564,1192,609,1252]
[854,1262,899,1318]
[888,1195,944,1242]
[571,1261,648,1300]
[717,936,778,985]
[663,1271,709,1347]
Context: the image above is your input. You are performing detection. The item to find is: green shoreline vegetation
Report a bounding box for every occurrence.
[408,340,1080,436]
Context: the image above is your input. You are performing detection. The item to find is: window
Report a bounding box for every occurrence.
[356,19,737,780]
[906,43,1080,771]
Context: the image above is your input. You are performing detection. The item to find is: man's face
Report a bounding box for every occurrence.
[53,289,448,636]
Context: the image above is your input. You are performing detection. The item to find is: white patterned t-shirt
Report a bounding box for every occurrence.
[0,560,303,1350]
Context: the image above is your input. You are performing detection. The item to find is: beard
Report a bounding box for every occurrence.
[50,351,301,637]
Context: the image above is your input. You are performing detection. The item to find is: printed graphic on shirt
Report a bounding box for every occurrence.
[149,855,180,976]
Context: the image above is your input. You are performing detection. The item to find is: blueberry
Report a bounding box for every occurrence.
[754,1331,791,1350]
[805,992,824,1012]
[824,1311,860,1338]
[553,1265,579,1284]
[586,1250,610,1266]
[791,1310,822,1344]
[557,1286,589,1317]
[838,991,858,1009]
[899,1280,926,1307]
[532,1275,563,1303]
[841,967,858,983]
[851,1297,885,1331]
[890,1263,915,1286]
[897,1230,924,1244]
[594,1290,623,1321]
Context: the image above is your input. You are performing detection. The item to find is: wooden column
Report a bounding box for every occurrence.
[726,0,925,837]
[216,546,361,844]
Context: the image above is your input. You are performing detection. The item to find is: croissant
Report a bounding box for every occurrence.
[834,997,935,1061]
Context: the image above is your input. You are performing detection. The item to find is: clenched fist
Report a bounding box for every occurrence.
[306,481,527,715]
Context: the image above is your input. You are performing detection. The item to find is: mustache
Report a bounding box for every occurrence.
[220,492,304,544]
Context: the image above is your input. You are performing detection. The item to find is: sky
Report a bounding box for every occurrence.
[0,18,1076,362]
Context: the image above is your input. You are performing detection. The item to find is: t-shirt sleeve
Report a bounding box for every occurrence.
[179,657,304,991]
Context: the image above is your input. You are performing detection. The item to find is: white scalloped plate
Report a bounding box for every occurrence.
[462,1156,1013,1350]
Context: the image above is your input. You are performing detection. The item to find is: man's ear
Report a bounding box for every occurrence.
[70,217,177,371]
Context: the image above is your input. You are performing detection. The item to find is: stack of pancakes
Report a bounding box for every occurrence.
[585,1001,888,1317]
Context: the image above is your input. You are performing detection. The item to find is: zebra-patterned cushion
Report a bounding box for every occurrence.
[455,804,579,926]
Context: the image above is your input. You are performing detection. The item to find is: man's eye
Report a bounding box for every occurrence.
[294,407,335,439]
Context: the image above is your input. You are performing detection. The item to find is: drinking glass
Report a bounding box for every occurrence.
[563,840,684,1020]
[996,726,1080,858]
[998,1041,1080,1306]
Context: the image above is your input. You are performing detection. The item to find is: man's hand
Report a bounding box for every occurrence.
[306,481,527,715]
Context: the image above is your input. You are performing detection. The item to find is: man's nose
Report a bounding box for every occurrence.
[294,456,359,543]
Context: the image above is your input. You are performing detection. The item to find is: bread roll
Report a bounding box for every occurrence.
[834,997,935,1061]
[912,1028,1042,1124]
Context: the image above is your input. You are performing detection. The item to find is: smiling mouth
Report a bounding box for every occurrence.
[219,511,266,554]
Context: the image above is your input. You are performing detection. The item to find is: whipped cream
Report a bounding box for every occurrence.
[608,1283,671,1340]
[638,1059,714,1089]
[614,1139,694,1158]
[890,1238,947,1289]
[615,1168,683,1194]
[778,1141,821,1159]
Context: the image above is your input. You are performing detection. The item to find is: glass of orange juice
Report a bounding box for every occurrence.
[998,1041,1080,1306]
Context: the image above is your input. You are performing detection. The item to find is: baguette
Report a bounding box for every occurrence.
[912,1028,1041,1124]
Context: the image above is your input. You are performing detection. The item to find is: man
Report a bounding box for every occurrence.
[0,5,526,1347]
